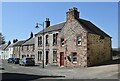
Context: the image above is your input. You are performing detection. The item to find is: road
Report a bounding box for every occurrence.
[0,59,119,81]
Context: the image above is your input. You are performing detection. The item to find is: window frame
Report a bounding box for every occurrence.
[61,38,65,47]
[76,36,82,46]
[38,36,42,47]
[38,51,42,61]
[71,52,77,63]
[53,50,57,63]
[46,35,49,46]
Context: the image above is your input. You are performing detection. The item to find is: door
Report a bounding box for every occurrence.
[46,51,49,65]
[60,52,64,66]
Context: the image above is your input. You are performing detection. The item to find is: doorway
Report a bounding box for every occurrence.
[46,51,49,65]
[60,52,64,66]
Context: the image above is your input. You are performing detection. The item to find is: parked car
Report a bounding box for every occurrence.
[14,58,20,64]
[7,58,14,63]
[19,57,35,66]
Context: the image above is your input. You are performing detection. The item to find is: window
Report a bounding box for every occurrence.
[22,46,23,51]
[53,50,57,63]
[77,36,81,45]
[71,52,77,63]
[31,55,35,59]
[27,46,29,51]
[61,38,64,46]
[53,33,58,46]
[38,51,42,61]
[56,33,58,44]
[32,45,35,51]
[38,36,42,47]
[46,35,49,46]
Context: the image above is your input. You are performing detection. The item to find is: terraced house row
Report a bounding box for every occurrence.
[0,7,112,67]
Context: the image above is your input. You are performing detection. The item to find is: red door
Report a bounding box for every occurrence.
[60,52,64,66]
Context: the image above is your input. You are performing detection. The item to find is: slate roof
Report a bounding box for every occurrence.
[0,44,8,50]
[35,22,66,36]
[8,41,19,47]
[22,37,35,46]
[78,19,111,37]
[35,18,110,37]
[13,40,26,46]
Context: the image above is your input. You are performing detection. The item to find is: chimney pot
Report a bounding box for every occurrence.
[66,7,79,22]
[45,18,50,28]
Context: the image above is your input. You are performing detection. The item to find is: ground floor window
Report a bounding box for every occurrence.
[71,52,77,63]
[53,50,57,63]
[38,51,42,61]
[31,55,35,59]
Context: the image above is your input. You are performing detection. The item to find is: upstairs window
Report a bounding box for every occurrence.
[71,52,77,63]
[38,36,42,47]
[27,46,29,51]
[46,35,49,46]
[32,45,35,51]
[61,38,64,47]
[77,36,81,45]
[53,33,58,46]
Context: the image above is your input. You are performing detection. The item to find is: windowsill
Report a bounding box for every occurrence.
[53,43,57,46]
[53,62,57,63]
[73,61,77,63]
[38,45,43,47]
[76,44,82,47]
[46,44,49,46]
[61,45,64,47]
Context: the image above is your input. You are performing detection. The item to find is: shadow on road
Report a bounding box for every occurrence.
[1,72,65,81]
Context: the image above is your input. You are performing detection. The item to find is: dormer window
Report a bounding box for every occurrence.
[77,36,81,45]
[61,38,64,47]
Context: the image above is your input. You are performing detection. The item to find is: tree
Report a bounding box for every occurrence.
[0,33,5,45]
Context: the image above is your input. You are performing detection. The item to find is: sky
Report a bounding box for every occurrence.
[1,2,118,48]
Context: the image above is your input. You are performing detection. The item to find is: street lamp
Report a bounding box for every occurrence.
[35,22,45,68]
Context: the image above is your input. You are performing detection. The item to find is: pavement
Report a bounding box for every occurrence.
[0,59,119,80]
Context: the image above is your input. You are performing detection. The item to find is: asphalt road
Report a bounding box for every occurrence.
[0,59,119,81]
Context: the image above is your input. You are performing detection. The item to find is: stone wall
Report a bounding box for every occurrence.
[35,31,59,65]
[87,33,111,66]
[57,19,88,67]
[21,45,35,59]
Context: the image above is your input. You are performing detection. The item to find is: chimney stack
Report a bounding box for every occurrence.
[45,18,50,28]
[66,7,79,22]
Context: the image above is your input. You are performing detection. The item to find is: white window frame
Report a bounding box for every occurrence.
[77,36,81,45]
[72,52,77,63]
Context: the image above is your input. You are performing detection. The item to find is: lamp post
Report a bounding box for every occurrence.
[35,22,44,68]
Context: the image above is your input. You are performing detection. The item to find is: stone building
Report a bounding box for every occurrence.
[57,7,111,67]
[35,7,111,67]
[12,40,26,58]
[35,18,65,65]
[21,37,35,59]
